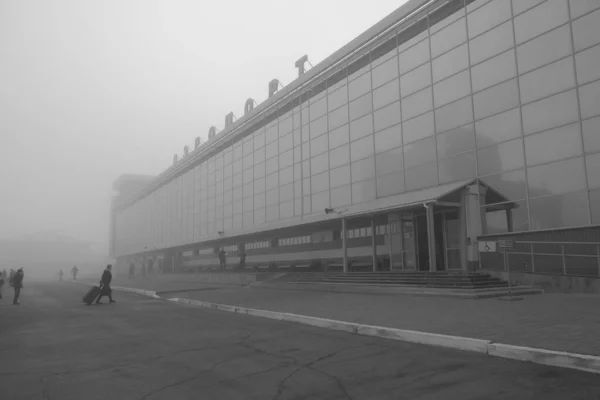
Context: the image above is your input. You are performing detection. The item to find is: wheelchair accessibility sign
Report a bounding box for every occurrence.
[478,241,497,252]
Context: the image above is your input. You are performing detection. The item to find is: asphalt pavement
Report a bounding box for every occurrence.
[1,281,600,400]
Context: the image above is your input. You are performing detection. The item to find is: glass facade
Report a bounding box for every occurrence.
[114,0,600,256]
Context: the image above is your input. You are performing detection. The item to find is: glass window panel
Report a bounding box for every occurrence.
[243,168,253,184]
[374,101,401,132]
[266,124,278,143]
[349,93,373,120]
[583,116,600,153]
[514,0,569,44]
[376,147,404,175]
[570,0,600,19]
[303,177,310,195]
[519,57,575,105]
[233,199,243,214]
[530,191,590,229]
[242,211,253,227]
[352,179,376,204]
[350,114,374,141]
[279,117,293,137]
[435,96,473,133]
[266,172,278,191]
[528,157,586,197]
[266,188,279,205]
[294,163,301,181]
[330,164,351,188]
[311,171,330,194]
[254,130,265,149]
[516,25,572,75]
[310,115,328,139]
[294,146,302,164]
[329,124,349,149]
[233,160,242,175]
[483,199,529,234]
[302,125,310,144]
[330,144,350,169]
[474,78,519,120]
[331,185,352,207]
[351,135,375,162]
[512,0,545,15]
[432,43,469,82]
[433,70,471,108]
[374,123,402,153]
[471,21,514,66]
[589,188,600,224]
[254,177,265,194]
[400,63,431,97]
[522,89,579,135]
[468,0,511,38]
[525,123,583,166]
[437,124,475,158]
[280,182,294,201]
[266,204,279,221]
[431,17,467,58]
[404,136,436,168]
[403,111,434,144]
[475,108,522,147]
[254,162,265,180]
[399,39,430,75]
[310,134,328,157]
[309,97,327,121]
[243,154,253,170]
[311,152,329,175]
[586,153,600,189]
[243,197,253,212]
[405,162,438,190]
[280,165,293,184]
[373,79,400,110]
[573,8,600,51]
[351,157,376,182]
[328,85,348,111]
[328,105,349,130]
[254,146,265,164]
[438,151,476,183]
[478,138,525,176]
[266,141,278,159]
[348,72,372,101]
[266,157,278,175]
[372,56,399,88]
[279,133,293,153]
[401,87,433,121]
[481,169,527,202]
[471,50,516,92]
[233,173,242,188]
[429,0,464,33]
[280,201,294,219]
[376,173,405,198]
[312,190,330,211]
[579,79,600,120]
[576,44,600,86]
[302,142,310,160]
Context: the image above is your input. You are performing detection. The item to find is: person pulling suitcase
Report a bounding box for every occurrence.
[95,264,115,304]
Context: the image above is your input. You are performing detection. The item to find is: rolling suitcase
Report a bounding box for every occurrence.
[83,285,101,305]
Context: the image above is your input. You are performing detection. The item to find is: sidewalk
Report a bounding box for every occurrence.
[83,274,600,357]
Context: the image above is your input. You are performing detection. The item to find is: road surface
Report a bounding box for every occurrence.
[1,281,599,400]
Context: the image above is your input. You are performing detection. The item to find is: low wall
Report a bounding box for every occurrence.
[178,272,277,285]
[485,270,600,294]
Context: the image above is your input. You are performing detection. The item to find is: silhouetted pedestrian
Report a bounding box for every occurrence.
[58,269,64,282]
[71,265,79,281]
[218,248,227,272]
[95,265,115,304]
[12,267,24,305]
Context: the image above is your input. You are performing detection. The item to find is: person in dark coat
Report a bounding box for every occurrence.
[12,267,24,305]
[95,264,115,304]
[71,265,79,281]
[218,248,227,272]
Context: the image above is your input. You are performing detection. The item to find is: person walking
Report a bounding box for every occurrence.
[218,248,227,273]
[95,264,115,304]
[12,267,24,305]
[0,269,7,299]
[71,265,79,281]
[58,269,64,282]
[238,248,246,271]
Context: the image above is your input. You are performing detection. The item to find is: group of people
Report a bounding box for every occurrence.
[128,259,164,279]
[0,267,25,305]
[58,265,79,282]
[218,248,246,272]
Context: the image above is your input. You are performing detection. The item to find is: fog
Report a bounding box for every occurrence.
[0,0,406,258]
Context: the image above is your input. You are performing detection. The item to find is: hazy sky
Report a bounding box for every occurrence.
[0,0,407,253]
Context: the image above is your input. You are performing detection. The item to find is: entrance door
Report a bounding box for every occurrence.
[416,211,447,271]
[416,214,429,271]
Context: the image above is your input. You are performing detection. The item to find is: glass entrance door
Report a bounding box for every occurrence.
[389,212,417,270]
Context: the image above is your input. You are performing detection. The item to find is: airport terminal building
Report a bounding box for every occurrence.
[110,0,600,278]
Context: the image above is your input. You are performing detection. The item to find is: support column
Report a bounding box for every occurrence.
[459,190,468,271]
[387,215,393,271]
[426,203,437,272]
[342,219,348,273]
[371,219,377,272]
[506,208,513,232]
[466,183,487,271]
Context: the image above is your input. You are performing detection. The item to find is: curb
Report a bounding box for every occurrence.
[75,282,600,375]
[166,297,600,375]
